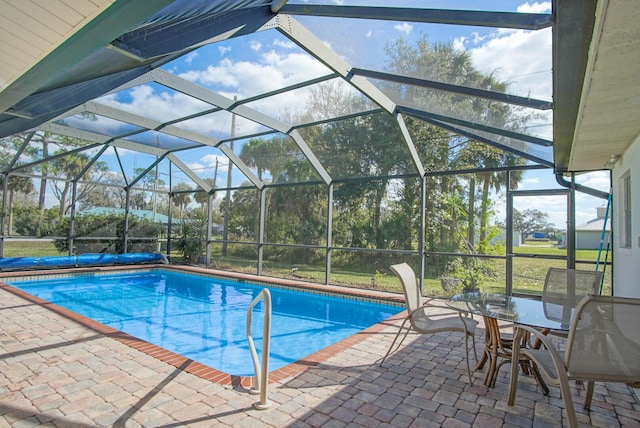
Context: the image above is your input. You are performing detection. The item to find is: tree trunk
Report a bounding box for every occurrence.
[440,176,450,246]
[58,181,70,216]
[479,174,491,245]
[373,184,385,247]
[467,177,476,247]
[38,140,48,211]
[7,190,14,236]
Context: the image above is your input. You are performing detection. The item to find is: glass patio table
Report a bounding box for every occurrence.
[447,292,574,388]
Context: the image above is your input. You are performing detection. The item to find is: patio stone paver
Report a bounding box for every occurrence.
[1,285,639,427]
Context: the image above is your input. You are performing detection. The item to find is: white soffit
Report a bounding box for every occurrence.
[570,0,640,170]
[0,0,116,92]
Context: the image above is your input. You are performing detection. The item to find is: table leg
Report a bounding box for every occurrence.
[479,317,550,390]
[481,317,501,387]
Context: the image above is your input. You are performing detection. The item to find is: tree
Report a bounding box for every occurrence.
[2,132,112,216]
[457,142,525,252]
[27,132,50,211]
[47,150,109,216]
[239,138,272,181]
[79,171,127,211]
[52,213,160,254]
[13,206,60,237]
[1,135,38,234]
[171,183,192,219]
[301,84,410,248]
[193,177,216,213]
[268,161,326,248]
[26,132,89,212]
[513,208,552,239]
[5,175,35,234]
[228,185,260,242]
[384,36,533,256]
[129,167,166,212]
[175,213,207,264]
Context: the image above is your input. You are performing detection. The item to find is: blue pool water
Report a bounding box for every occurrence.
[8,270,401,375]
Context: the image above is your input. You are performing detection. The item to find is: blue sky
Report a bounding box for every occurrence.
[78,1,610,228]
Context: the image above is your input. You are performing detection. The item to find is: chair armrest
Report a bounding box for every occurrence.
[420,300,475,319]
[513,324,565,368]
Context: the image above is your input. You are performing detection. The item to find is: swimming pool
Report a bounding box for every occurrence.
[6,269,401,376]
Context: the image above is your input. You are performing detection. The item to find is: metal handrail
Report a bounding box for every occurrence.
[246,288,272,410]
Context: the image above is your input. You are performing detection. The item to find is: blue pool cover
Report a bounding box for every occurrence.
[0,252,167,270]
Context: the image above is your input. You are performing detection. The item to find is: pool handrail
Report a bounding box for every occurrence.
[246,288,272,410]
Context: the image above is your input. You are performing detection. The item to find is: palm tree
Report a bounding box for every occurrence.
[171,182,192,219]
[5,175,34,235]
[193,178,216,217]
[239,138,271,181]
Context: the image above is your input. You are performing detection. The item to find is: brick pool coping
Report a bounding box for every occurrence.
[0,264,407,389]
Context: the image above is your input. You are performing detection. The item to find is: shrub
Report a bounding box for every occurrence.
[175,216,207,264]
[13,207,61,237]
[53,213,160,254]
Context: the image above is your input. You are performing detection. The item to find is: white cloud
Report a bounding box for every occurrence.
[111,147,136,158]
[202,153,225,167]
[393,22,413,35]
[523,177,540,185]
[472,32,486,44]
[469,27,552,100]
[273,39,295,49]
[452,36,466,51]
[179,59,238,88]
[201,154,229,172]
[180,52,329,94]
[250,40,262,51]
[176,50,331,123]
[97,85,212,123]
[366,30,372,38]
[186,162,205,172]
[575,171,611,193]
[492,169,611,229]
[517,2,551,13]
[62,106,124,135]
[219,46,231,56]
[184,52,198,65]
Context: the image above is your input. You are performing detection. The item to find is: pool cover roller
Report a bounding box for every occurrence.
[0,252,168,270]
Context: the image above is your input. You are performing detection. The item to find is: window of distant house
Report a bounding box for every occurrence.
[620,171,632,248]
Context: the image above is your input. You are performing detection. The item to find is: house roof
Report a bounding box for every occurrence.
[576,205,611,232]
[79,207,175,224]
[576,217,610,233]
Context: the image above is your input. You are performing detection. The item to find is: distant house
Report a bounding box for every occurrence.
[77,207,178,225]
[575,205,611,250]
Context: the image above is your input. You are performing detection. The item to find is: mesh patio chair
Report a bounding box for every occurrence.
[508,295,640,428]
[541,268,604,335]
[380,263,478,384]
[543,268,604,304]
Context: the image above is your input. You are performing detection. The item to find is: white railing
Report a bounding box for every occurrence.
[246,288,272,410]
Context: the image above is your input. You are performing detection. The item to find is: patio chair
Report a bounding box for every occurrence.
[542,268,604,334]
[508,295,640,428]
[543,268,603,304]
[380,263,478,384]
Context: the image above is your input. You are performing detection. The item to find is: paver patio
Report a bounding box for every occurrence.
[1,285,639,427]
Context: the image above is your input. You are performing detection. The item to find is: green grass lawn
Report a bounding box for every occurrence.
[513,245,600,260]
[2,240,64,257]
[2,240,611,296]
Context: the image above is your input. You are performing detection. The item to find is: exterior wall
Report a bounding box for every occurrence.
[612,134,640,297]
[576,231,610,250]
